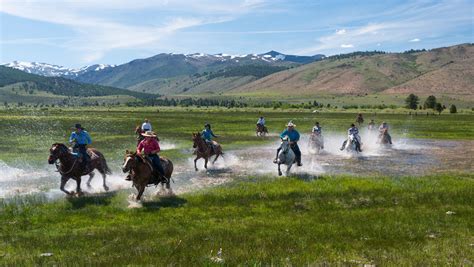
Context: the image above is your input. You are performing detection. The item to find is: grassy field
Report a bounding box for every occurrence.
[0,107,473,265]
[1,174,473,265]
[0,106,473,164]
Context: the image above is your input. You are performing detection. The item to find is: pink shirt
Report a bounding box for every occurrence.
[137,139,161,154]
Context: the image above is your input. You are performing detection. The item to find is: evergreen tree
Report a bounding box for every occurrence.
[424,95,437,109]
[449,104,457,114]
[435,103,444,114]
[405,94,419,110]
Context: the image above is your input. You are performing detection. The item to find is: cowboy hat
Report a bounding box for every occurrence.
[73,123,84,130]
[286,121,296,127]
[141,131,157,137]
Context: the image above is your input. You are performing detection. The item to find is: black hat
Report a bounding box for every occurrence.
[204,123,211,128]
[74,123,84,129]
[351,123,355,127]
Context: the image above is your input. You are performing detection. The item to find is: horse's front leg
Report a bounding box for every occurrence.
[204,157,209,169]
[102,173,109,191]
[286,164,293,176]
[136,185,145,201]
[278,163,282,176]
[194,156,200,171]
[60,176,72,195]
[75,176,84,196]
[86,171,95,188]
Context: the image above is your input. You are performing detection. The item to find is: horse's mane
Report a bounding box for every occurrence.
[52,143,68,151]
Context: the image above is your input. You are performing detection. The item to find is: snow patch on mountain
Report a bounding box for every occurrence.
[2,61,115,78]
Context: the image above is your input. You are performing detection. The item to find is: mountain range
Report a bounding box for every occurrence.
[3,51,324,95]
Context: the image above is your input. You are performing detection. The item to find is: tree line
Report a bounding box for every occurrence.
[405,93,457,114]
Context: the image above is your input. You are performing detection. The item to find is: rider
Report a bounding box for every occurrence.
[69,123,92,169]
[201,123,219,153]
[257,116,266,126]
[340,123,362,152]
[311,121,324,149]
[141,119,152,132]
[368,119,376,131]
[274,121,302,166]
[136,131,165,181]
[356,113,364,125]
[378,121,393,144]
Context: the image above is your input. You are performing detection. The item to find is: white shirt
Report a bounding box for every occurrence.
[141,122,152,131]
[257,118,265,125]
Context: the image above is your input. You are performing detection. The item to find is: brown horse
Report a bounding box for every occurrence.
[48,143,111,196]
[135,125,145,146]
[256,124,268,137]
[122,151,174,201]
[192,133,223,171]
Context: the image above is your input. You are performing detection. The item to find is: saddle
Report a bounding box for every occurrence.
[139,155,167,185]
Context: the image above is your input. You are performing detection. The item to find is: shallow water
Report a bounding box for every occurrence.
[0,135,472,200]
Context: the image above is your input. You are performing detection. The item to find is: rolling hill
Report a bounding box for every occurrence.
[72,52,324,95]
[0,66,156,105]
[228,44,474,100]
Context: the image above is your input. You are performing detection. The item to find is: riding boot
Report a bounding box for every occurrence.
[273,147,281,163]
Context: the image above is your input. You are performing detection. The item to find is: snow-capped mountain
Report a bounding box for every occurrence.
[185,51,325,64]
[2,61,115,78]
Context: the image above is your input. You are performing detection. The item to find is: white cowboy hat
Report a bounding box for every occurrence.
[286,121,296,127]
[141,131,157,137]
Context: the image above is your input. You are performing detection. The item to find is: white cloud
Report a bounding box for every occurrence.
[335,29,346,35]
[292,0,472,55]
[340,44,354,48]
[0,0,267,63]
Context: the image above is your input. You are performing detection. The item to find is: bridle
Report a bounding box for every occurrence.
[50,144,78,175]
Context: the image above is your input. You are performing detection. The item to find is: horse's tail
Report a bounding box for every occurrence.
[102,157,112,174]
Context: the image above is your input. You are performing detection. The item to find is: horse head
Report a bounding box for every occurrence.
[48,143,69,164]
[280,137,290,153]
[192,132,200,148]
[122,150,137,173]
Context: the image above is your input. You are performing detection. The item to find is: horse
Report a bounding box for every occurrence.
[256,124,268,137]
[135,125,145,146]
[276,138,295,176]
[344,134,361,153]
[48,143,111,196]
[377,129,391,146]
[309,133,324,154]
[122,151,174,201]
[192,133,223,171]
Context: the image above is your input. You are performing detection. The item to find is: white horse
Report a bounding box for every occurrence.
[309,133,324,154]
[344,134,361,153]
[276,137,295,176]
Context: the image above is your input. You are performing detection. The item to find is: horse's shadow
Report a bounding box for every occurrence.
[142,196,187,211]
[66,191,117,209]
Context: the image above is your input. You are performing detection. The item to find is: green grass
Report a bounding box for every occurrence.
[1,174,473,265]
[0,107,473,164]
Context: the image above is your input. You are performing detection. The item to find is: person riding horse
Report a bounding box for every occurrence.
[274,121,302,166]
[201,123,219,153]
[340,123,362,152]
[257,116,266,127]
[311,121,324,150]
[128,131,165,182]
[356,113,364,125]
[69,124,92,170]
[141,119,152,132]
[368,119,376,131]
[378,121,393,144]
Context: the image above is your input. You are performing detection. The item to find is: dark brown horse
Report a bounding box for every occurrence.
[256,124,268,136]
[48,143,111,196]
[122,151,174,201]
[192,133,223,171]
[135,125,145,146]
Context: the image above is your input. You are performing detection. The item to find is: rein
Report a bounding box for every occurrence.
[55,157,78,175]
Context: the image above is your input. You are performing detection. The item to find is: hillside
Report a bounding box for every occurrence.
[229,44,474,100]
[72,52,322,94]
[0,66,155,104]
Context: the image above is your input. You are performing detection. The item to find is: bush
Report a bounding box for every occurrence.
[449,104,457,114]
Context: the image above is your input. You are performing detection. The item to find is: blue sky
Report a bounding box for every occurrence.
[1,0,472,67]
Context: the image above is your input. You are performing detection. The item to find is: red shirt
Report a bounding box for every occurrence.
[137,138,161,154]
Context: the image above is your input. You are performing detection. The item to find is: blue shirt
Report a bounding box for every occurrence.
[312,126,322,134]
[348,127,359,135]
[201,129,217,141]
[280,129,300,142]
[69,130,92,145]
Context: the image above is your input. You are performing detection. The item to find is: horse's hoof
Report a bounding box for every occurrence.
[278,172,282,176]
[76,191,84,197]
[104,186,110,191]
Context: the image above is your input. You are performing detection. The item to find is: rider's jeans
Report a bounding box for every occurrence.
[290,143,302,164]
[148,154,165,176]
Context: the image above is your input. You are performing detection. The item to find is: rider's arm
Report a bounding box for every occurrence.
[279,130,288,139]
[136,142,143,154]
[85,132,92,145]
[68,132,76,144]
[295,131,300,142]
[211,130,218,138]
[151,140,161,154]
